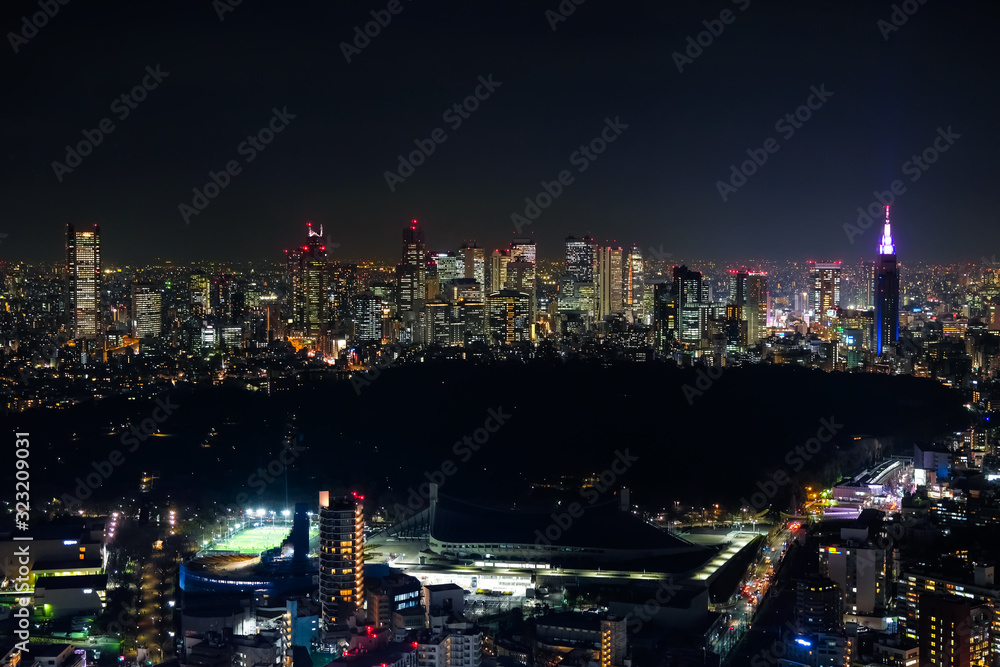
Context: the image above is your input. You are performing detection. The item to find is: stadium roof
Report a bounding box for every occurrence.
[431,495,700,552]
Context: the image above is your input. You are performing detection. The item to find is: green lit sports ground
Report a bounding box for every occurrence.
[211,525,319,555]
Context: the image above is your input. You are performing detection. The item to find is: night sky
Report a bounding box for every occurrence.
[2,0,997,264]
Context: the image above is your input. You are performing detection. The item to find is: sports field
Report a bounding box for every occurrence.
[213,525,290,554]
[212,524,320,555]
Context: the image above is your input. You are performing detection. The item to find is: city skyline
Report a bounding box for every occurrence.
[5,3,1000,665]
[2,2,997,264]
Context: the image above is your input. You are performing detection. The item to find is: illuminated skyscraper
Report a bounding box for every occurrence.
[352,291,383,343]
[510,238,537,322]
[318,491,364,630]
[189,272,210,317]
[460,242,485,301]
[285,222,330,336]
[624,245,644,317]
[807,261,842,321]
[488,249,510,294]
[673,265,706,343]
[65,223,101,339]
[397,220,427,313]
[486,289,531,345]
[596,245,624,319]
[874,206,899,355]
[131,283,162,338]
[433,251,463,284]
[917,595,990,667]
[730,270,769,344]
[510,239,537,296]
[565,236,596,282]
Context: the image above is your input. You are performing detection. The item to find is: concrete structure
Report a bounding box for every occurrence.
[33,574,106,619]
[819,511,889,619]
[319,492,365,630]
[534,612,627,667]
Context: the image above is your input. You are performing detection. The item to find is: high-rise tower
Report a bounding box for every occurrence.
[874,206,899,355]
[565,236,596,282]
[318,491,364,630]
[625,245,645,318]
[284,222,330,337]
[730,270,769,344]
[66,223,102,339]
[397,220,427,313]
[596,245,624,319]
[673,266,706,343]
[132,283,162,338]
[807,261,842,322]
[460,242,485,301]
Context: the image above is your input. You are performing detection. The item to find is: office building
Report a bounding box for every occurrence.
[510,238,537,321]
[460,301,486,346]
[534,612,628,667]
[596,245,624,319]
[426,299,452,346]
[486,290,531,345]
[917,595,990,667]
[624,245,644,318]
[285,222,330,337]
[318,492,364,630]
[899,564,1000,661]
[673,266,706,344]
[433,251,463,285]
[460,243,485,301]
[745,271,768,343]
[565,236,596,282]
[795,576,844,635]
[487,249,509,294]
[397,220,427,313]
[352,292,384,343]
[417,625,483,667]
[808,261,842,322]
[366,573,421,630]
[65,223,101,339]
[875,206,900,355]
[190,272,210,316]
[818,510,889,620]
[131,283,162,338]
